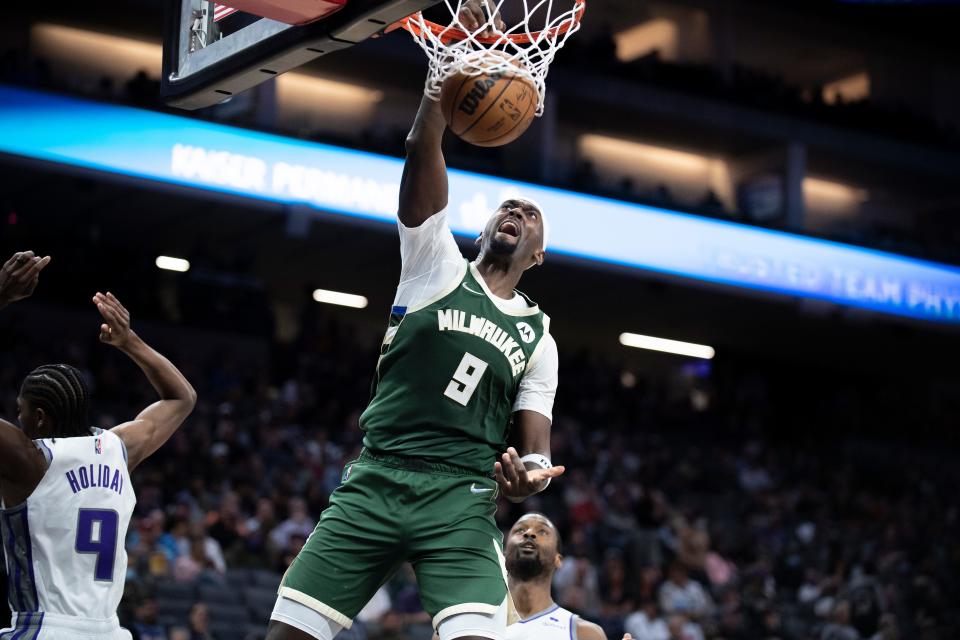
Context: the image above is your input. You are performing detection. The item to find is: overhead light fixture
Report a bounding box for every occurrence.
[31,24,162,81]
[619,332,715,359]
[155,256,190,272]
[823,71,870,105]
[614,18,679,62]
[313,288,368,309]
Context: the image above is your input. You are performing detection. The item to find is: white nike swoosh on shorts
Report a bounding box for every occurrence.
[470,483,494,494]
[462,283,484,296]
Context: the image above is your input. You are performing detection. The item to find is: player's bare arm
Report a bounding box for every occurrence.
[576,618,608,640]
[494,410,565,502]
[0,250,53,506]
[398,93,448,228]
[397,0,501,228]
[101,292,197,471]
[0,250,51,310]
[0,417,49,506]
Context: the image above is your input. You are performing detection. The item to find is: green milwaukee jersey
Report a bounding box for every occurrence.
[360,260,550,473]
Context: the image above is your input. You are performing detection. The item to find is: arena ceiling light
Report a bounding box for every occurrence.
[31,24,162,85]
[619,332,715,360]
[155,256,190,273]
[614,18,679,62]
[312,288,368,309]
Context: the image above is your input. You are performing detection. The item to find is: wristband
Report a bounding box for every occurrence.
[520,454,553,491]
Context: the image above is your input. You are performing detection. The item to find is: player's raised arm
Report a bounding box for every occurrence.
[398,92,449,228]
[0,250,53,498]
[99,292,196,471]
[398,0,504,229]
[0,250,51,311]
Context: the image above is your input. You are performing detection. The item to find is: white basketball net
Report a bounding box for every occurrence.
[400,0,585,116]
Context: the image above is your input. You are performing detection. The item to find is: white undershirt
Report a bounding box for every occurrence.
[394,210,558,421]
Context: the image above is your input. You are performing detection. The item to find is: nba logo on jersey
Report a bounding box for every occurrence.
[95,437,103,454]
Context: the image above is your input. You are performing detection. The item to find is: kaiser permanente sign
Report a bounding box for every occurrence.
[2,84,959,324]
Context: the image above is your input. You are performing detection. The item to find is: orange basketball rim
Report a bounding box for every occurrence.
[398,0,586,45]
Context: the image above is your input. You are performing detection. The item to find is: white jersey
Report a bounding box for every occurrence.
[507,604,579,640]
[0,429,136,638]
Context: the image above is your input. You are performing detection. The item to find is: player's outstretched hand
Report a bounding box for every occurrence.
[494,447,565,503]
[0,251,51,309]
[458,0,506,37]
[622,635,633,640]
[93,292,135,349]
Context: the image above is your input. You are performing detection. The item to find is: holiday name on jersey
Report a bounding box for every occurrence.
[65,463,125,496]
[437,309,528,376]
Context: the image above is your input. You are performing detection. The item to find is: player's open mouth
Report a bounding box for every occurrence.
[498,219,521,238]
[520,542,537,551]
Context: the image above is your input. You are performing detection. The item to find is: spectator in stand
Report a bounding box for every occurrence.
[244,496,279,558]
[624,599,669,640]
[702,540,736,591]
[206,490,245,564]
[388,565,433,637]
[666,614,704,640]
[127,509,183,579]
[599,550,634,617]
[821,600,858,640]
[564,469,604,527]
[192,520,226,573]
[355,585,392,638]
[172,532,225,584]
[602,487,638,549]
[277,532,307,573]
[674,518,710,580]
[185,603,214,640]
[555,554,602,618]
[658,562,714,622]
[268,496,315,551]
[130,596,167,640]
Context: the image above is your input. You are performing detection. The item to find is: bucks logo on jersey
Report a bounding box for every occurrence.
[360,261,549,473]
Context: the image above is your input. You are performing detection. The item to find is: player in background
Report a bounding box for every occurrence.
[0,250,197,640]
[267,3,562,640]
[431,513,633,640]
[504,513,607,640]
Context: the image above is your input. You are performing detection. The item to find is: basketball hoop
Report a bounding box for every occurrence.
[397,0,586,116]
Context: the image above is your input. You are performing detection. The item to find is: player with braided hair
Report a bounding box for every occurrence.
[0,250,197,639]
[19,364,92,438]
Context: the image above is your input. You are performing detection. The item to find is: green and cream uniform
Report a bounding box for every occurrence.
[274,210,559,637]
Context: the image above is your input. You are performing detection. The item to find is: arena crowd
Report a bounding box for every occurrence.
[1,300,956,640]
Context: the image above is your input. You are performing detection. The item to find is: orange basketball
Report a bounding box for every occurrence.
[440,52,537,147]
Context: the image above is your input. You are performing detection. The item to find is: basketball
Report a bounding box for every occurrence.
[440,52,538,147]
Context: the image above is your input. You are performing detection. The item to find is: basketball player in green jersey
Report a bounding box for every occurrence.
[266,7,562,640]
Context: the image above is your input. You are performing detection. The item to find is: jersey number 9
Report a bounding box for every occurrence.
[444,352,489,406]
[76,508,120,582]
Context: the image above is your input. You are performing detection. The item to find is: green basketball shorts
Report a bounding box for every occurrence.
[277,449,508,630]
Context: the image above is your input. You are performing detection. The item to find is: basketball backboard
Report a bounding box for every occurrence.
[162,0,441,110]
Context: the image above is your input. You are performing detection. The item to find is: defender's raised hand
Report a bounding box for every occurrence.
[93,291,134,348]
[458,0,506,36]
[494,447,565,502]
[0,251,51,309]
